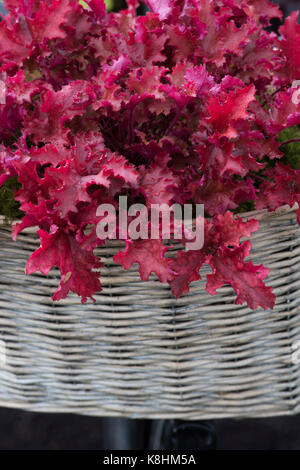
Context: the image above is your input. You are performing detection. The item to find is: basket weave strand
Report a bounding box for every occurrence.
[0,206,300,419]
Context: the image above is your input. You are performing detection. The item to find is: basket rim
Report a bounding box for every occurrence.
[237,203,297,221]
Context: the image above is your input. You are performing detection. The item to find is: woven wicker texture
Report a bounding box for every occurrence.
[0,206,300,419]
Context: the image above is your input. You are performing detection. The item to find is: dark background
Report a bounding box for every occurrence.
[1,409,300,450]
[0,0,300,451]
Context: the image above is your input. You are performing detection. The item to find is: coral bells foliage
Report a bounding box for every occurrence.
[0,0,299,309]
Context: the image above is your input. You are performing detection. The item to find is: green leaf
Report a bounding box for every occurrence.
[0,177,22,223]
[278,125,300,169]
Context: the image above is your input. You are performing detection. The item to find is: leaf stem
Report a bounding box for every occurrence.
[261,87,284,107]
[250,172,268,182]
[280,139,300,146]
[162,109,181,138]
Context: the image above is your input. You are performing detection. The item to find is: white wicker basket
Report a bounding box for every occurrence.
[0,205,300,419]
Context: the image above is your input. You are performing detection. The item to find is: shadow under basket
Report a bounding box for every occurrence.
[0,205,300,420]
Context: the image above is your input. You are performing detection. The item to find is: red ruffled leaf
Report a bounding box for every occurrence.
[279,12,300,80]
[26,226,102,303]
[139,158,179,206]
[27,0,75,43]
[206,85,256,139]
[168,212,270,311]
[144,0,172,21]
[114,239,175,283]
[206,242,275,310]
[0,12,32,63]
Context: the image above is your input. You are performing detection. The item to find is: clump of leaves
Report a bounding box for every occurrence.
[0,0,299,310]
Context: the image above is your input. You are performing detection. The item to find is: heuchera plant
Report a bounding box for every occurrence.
[0,0,299,309]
